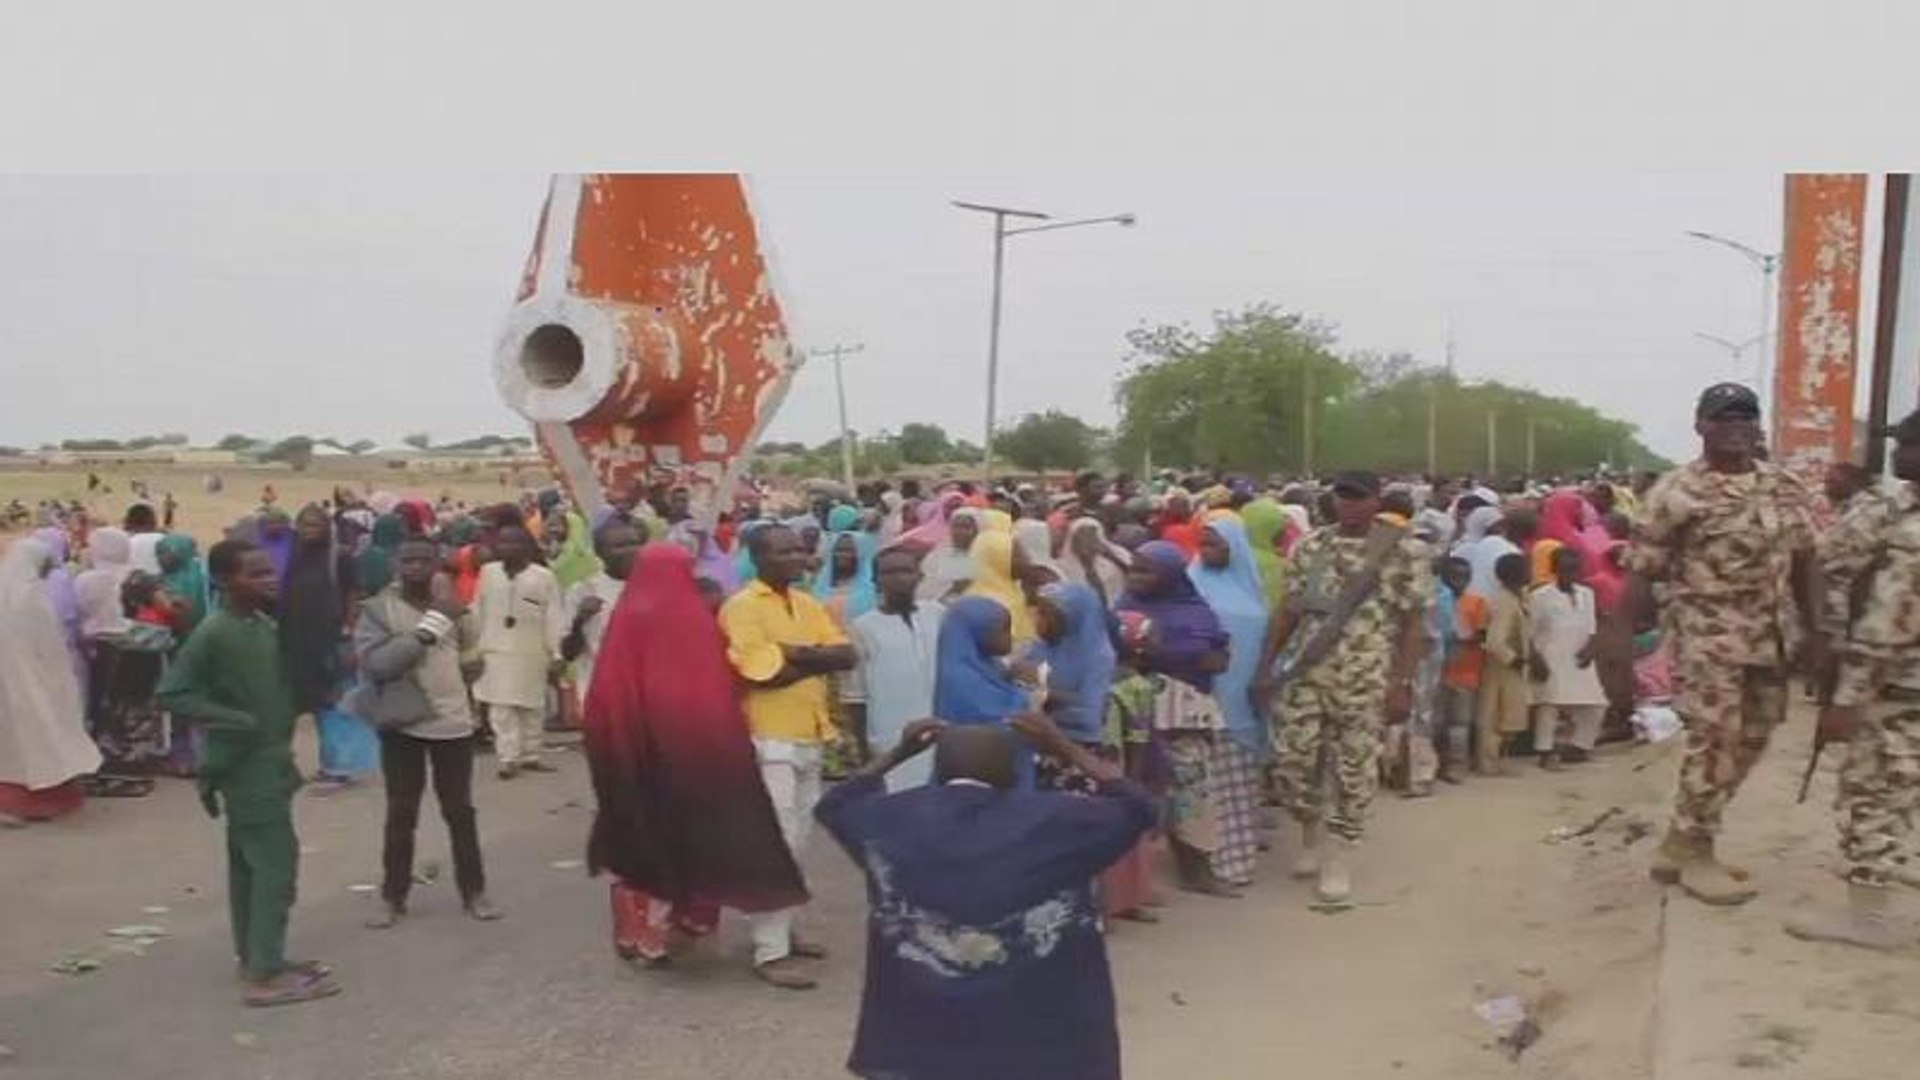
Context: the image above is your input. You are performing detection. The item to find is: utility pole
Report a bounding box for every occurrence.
[809,342,865,493]
[1867,174,1911,476]
[1485,409,1498,479]
[954,200,1134,481]
[1426,386,1438,478]
[1302,364,1315,477]
[1431,317,1455,479]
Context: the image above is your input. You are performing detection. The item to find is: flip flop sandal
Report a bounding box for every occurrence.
[86,777,155,798]
[244,974,342,1008]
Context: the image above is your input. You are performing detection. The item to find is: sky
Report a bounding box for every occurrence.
[0,171,1787,461]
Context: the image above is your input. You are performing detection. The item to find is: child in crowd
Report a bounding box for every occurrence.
[157,539,339,1007]
[1434,557,1486,784]
[1475,552,1534,776]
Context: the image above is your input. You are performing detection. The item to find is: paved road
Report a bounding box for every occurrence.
[0,729,1732,1080]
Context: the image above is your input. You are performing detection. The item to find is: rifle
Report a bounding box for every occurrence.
[1796,736,1825,804]
[1270,521,1407,687]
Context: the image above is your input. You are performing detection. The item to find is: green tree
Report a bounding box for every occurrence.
[1114,304,1356,473]
[896,423,954,465]
[1317,370,1664,477]
[995,410,1099,472]
[261,436,315,471]
[402,432,433,452]
[346,439,377,454]
[215,433,256,452]
[858,434,903,477]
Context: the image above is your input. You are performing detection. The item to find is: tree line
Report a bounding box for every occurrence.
[756,301,1664,481]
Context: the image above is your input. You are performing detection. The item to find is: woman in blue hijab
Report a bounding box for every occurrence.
[1031,582,1117,755]
[816,516,878,779]
[934,596,1039,788]
[1188,516,1270,888]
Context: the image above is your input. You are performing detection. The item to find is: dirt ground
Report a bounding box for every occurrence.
[0,461,546,547]
[0,725,1673,1080]
[4,462,1918,1078]
[2,712,1915,1079]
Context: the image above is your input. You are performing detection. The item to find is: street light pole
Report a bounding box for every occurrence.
[809,342,865,493]
[1686,230,1781,399]
[1691,330,1768,380]
[954,201,1135,480]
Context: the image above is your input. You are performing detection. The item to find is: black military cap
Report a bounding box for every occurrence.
[1696,382,1761,421]
[1329,470,1381,498]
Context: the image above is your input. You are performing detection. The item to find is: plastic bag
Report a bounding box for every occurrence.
[317,707,381,778]
[1631,705,1682,744]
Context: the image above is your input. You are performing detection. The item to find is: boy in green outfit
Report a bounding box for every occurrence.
[157,538,340,1007]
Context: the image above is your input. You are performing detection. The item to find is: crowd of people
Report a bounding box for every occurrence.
[3,380,1919,1075]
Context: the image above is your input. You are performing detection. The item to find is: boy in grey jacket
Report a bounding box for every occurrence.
[355,537,501,928]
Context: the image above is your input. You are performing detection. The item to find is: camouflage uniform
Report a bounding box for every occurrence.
[1273,526,1431,841]
[1627,460,1816,840]
[1817,485,1900,641]
[1828,485,1920,888]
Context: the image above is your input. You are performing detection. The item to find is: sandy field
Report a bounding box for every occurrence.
[0,461,555,545]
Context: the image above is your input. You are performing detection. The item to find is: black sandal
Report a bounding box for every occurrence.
[85,776,155,798]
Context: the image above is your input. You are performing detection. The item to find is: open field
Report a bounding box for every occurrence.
[0,462,555,544]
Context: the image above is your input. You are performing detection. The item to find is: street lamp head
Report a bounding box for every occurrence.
[1116,213,1138,227]
[953,200,1050,221]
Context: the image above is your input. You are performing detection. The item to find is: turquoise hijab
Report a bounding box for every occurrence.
[1188,517,1272,754]
[813,526,877,619]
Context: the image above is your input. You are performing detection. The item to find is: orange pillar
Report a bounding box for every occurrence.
[1772,174,1867,476]
[492,174,799,522]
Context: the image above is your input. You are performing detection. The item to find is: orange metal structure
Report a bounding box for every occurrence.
[1771,174,1867,477]
[493,174,799,521]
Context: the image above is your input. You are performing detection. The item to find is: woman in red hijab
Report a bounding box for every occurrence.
[583,542,808,967]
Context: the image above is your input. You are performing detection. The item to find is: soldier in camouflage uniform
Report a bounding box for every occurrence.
[1786,412,1920,948]
[1258,471,1431,906]
[1627,383,1822,906]
[1816,462,1900,644]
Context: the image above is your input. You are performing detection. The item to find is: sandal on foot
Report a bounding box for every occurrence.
[244,970,341,1008]
[753,957,817,990]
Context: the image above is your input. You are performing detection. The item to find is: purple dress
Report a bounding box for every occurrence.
[35,528,88,700]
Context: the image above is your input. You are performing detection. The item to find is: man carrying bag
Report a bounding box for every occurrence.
[350,537,502,929]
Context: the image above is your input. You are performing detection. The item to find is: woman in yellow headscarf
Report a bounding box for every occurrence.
[965,529,1037,645]
[1238,499,1290,614]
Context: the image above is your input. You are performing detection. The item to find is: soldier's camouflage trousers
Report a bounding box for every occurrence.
[1672,663,1787,840]
[1273,682,1384,843]
[1836,702,1920,887]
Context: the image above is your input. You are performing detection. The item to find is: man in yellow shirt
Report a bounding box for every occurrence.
[719,522,856,989]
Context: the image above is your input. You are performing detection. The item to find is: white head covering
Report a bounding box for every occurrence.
[1059,517,1130,600]
[917,509,982,602]
[1456,505,1502,549]
[1012,518,1057,573]
[0,539,101,789]
[75,527,134,640]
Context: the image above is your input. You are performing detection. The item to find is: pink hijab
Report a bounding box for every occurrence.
[886,490,966,551]
[1541,488,1624,612]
